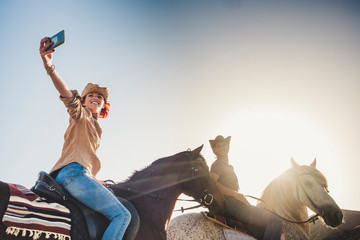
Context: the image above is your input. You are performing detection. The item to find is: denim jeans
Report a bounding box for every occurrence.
[55,163,131,240]
[225,197,283,240]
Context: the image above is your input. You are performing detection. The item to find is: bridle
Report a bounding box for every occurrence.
[293,172,323,223]
[186,152,215,206]
[246,172,321,225]
[167,152,217,213]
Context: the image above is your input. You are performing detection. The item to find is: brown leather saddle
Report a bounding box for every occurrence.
[31,171,139,240]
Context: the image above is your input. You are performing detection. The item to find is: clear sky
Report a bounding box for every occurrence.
[0,0,359,218]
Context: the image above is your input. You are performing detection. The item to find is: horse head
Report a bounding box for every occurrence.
[290,158,343,228]
[179,145,226,215]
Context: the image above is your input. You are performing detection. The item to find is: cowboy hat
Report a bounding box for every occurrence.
[209,135,231,150]
[81,83,110,102]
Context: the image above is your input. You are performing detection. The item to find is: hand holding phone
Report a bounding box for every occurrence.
[46,30,65,51]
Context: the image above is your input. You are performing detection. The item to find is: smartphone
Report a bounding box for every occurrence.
[46,30,65,51]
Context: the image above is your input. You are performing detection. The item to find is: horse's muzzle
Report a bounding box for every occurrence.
[321,205,343,228]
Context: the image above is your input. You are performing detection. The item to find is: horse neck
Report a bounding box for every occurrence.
[258,173,310,236]
[115,160,186,228]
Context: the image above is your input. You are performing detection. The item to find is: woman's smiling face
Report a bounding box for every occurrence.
[83,92,105,114]
[214,141,230,158]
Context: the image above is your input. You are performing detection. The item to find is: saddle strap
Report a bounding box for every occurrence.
[203,212,247,234]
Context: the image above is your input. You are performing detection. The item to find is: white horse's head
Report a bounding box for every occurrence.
[258,159,343,238]
[290,158,343,228]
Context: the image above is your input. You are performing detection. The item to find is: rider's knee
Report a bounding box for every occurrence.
[112,203,131,224]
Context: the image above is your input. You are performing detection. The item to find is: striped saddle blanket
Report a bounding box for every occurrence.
[2,183,71,240]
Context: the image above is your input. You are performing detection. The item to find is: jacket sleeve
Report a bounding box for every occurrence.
[59,90,84,120]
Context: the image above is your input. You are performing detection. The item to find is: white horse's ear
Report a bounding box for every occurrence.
[310,158,316,168]
[291,158,300,169]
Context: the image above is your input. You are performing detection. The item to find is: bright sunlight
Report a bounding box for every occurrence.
[216,106,343,205]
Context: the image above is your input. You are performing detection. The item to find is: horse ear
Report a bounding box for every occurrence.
[291,158,300,169]
[310,158,316,168]
[192,145,204,156]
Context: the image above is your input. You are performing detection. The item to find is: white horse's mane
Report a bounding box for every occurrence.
[258,165,328,236]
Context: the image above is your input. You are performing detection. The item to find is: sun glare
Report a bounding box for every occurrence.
[215,106,342,204]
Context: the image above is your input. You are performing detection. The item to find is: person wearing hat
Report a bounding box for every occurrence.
[210,135,283,240]
[40,37,130,240]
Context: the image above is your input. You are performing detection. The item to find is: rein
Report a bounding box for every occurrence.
[245,195,320,225]
[245,171,323,225]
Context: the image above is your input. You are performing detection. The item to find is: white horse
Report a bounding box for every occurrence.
[167,159,343,240]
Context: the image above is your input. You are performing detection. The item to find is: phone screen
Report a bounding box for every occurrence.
[46,30,65,51]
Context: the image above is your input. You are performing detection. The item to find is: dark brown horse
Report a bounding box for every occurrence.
[0,146,225,240]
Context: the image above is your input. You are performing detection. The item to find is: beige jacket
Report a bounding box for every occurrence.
[50,90,102,177]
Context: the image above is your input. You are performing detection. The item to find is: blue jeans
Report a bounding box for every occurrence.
[55,163,131,240]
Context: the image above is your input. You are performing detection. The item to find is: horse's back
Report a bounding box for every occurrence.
[167,212,256,240]
[167,212,224,240]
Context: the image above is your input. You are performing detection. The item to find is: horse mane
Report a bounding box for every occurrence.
[122,151,205,183]
[110,150,208,206]
[258,165,328,234]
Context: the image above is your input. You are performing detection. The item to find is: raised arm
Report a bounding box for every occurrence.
[39,37,73,98]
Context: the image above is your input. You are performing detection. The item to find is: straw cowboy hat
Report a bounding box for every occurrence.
[81,83,110,102]
[209,135,231,150]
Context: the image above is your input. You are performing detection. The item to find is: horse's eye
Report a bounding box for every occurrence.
[324,186,329,193]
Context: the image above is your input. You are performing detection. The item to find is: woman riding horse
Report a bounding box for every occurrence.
[39,37,130,239]
[209,135,283,240]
